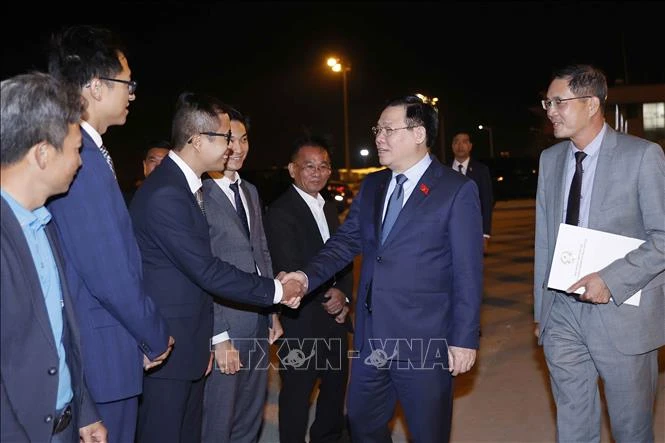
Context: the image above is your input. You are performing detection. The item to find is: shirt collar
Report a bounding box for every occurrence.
[1,189,51,231]
[570,122,607,159]
[80,121,103,148]
[453,158,470,169]
[396,152,432,184]
[292,184,325,209]
[168,150,202,194]
[212,173,241,190]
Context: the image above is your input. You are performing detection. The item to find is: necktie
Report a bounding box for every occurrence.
[565,151,587,226]
[229,181,250,238]
[458,164,464,175]
[381,174,407,244]
[98,144,116,178]
[195,187,206,216]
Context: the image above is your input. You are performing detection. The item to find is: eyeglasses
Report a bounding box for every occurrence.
[371,125,418,137]
[99,77,138,95]
[296,163,332,174]
[187,130,233,145]
[541,96,593,111]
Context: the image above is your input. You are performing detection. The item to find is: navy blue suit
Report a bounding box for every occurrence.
[1,197,100,442]
[303,156,483,442]
[130,156,276,441]
[462,158,494,236]
[47,128,169,440]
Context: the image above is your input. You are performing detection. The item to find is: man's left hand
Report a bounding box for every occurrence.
[447,346,477,376]
[269,313,283,344]
[567,272,611,304]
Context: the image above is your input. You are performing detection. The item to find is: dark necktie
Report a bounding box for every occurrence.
[458,164,464,175]
[381,174,407,244]
[229,181,250,238]
[98,144,116,178]
[565,151,587,226]
[195,187,206,216]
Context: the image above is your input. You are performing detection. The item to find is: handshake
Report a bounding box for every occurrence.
[276,271,308,309]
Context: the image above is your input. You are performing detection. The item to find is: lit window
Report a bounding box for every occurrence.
[643,103,664,129]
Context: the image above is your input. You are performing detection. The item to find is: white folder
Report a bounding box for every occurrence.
[547,223,644,306]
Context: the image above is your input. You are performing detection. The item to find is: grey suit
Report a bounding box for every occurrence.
[534,126,665,442]
[201,176,273,443]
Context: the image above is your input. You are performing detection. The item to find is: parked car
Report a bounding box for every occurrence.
[483,157,539,200]
[322,180,355,214]
[242,169,354,214]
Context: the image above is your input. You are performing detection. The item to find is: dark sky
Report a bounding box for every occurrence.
[3,2,664,188]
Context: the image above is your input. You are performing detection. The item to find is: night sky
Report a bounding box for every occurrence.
[3,2,664,190]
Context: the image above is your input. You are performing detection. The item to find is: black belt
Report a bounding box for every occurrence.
[52,404,72,435]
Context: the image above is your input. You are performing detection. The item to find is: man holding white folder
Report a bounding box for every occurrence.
[534,64,665,442]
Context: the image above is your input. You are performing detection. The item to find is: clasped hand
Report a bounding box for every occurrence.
[277,271,308,309]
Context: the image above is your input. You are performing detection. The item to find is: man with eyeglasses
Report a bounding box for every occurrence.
[281,95,483,442]
[46,25,174,442]
[534,64,665,442]
[129,93,304,442]
[265,135,354,443]
[200,107,283,442]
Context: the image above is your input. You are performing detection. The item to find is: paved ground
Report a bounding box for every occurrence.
[257,199,665,442]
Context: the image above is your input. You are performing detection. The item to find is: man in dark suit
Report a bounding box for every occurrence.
[130,92,303,442]
[1,72,106,442]
[283,95,483,442]
[46,25,173,441]
[265,135,354,443]
[201,108,283,442]
[451,132,494,254]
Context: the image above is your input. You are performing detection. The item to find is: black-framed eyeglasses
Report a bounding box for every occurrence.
[187,130,233,145]
[371,125,419,137]
[99,77,138,95]
[541,96,593,111]
[295,162,332,174]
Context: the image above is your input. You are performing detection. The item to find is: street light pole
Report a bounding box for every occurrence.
[327,57,351,179]
[342,68,350,177]
[478,124,495,158]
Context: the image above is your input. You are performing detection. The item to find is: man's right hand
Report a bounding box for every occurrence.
[278,271,307,309]
[214,340,242,375]
[143,335,175,370]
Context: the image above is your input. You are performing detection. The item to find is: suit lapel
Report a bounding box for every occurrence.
[588,128,618,228]
[374,170,392,242]
[552,148,569,225]
[203,179,248,236]
[381,160,440,245]
[289,187,326,245]
[1,200,57,350]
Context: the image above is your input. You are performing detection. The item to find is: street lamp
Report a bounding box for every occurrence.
[478,124,495,158]
[415,93,445,163]
[327,57,351,178]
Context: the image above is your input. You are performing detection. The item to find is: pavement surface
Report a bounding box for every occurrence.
[257,199,664,442]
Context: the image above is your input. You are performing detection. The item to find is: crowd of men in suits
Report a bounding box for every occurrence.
[2,24,663,443]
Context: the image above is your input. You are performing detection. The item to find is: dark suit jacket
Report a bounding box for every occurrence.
[452,158,494,236]
[265,185,354,338]
[129,157,276,380]
[1,197,100,441]
[46,128,169,402]
[202,177,273,358]
[303,157,483,361]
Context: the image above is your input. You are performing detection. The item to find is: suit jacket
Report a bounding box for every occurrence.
[46,128,169,402]
[129,157,276,380]
[534,127,665,355]
[265,185,354,339]
[466,158,494,236]
[451,158,494,236]
[303,157,483,361]
[203,177,273,357]
[1,197,100,441]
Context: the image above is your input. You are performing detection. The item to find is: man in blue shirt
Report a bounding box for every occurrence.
[1,72,106,442]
